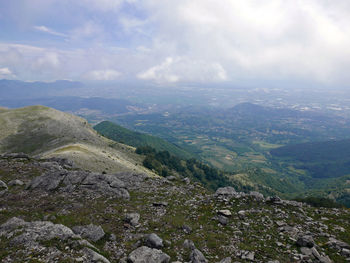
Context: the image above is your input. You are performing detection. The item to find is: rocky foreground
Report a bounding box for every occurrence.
[0,154,350,262]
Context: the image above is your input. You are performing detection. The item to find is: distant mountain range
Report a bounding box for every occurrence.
[0,79,145,118]
[0,79,83,99]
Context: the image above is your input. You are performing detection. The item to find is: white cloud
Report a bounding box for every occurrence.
[34,25,67,37]
[138,57,227,83]
[0,67,15,78]
[2,0,350,85]
[139,0,350,84]
[84,69,121,80]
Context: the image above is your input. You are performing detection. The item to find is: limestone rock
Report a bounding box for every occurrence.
[217,257,232,263]
[296,235,315,248]
[144,233,163,249]
[190,248,208,263]
[127,246,170,263]
[8,179,24,186]
[125,213,140,226]
[218,209,232,217]
[72,224,105,242]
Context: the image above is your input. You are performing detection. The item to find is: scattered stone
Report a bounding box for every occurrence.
[127,246,170,263]
[3,153,30,159]
[8,179,24,186]
[217,257,232,263]
[153,201,168,207]
[218,209,232,217]
[81,247,111,263]
[72,224,105,242]
[190,248,208,263]
[327,237,350,250]
[125,213,140,227]
[296,235,315,248]
[300,247,312,256]
[183,177,191,184]
[215,187,238,199]
[182,224,192,234]
[267,196,282,203]
[217,215,229,225]
[109,234,116,241]
[249,191,264,201]
[144,233,163,249]
[183,239,196,250]
[238,210,246,218]
[275,220,286,227]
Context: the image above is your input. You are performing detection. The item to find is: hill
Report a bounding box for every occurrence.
[94,121,193,159]
[0,105,150,174]
[270,139,350,179]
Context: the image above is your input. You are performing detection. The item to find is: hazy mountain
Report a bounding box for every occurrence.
[0,79,84,99]
[0,96,141,115]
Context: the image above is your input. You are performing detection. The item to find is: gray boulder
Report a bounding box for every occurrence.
[296,235,315,248]
[8,179,24,186]
[215,187,237,198]
[125,213,140,226]
[217,257,232,263]
[0,217,76,247]
[183,239,196,250]
[327,237,350,250]
[81,247,111,263]
[249,191,264,201]
[190,249,208,263]
[72,224,105,242]
[27,170,130,199]
[217,215,229,225]
[127,246,170,263]
[27,170,67,191]
[144,233,163,249]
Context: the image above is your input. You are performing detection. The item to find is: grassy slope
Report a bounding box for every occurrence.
[0,105,152,175]
[94,121,193,159]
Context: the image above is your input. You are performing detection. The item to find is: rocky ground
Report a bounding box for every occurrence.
[0,153,350,263]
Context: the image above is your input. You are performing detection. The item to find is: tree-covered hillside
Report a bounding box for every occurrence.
[94,121,193,159]
[270,139,350,178]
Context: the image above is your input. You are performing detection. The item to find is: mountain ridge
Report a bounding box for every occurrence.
[0,105,151,175]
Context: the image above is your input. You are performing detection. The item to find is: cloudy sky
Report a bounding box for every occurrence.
[1,0,350,87]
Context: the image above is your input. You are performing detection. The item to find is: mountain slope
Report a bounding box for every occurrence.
[0,154,349,262]
[0,105,150,174]
[94,121,193,159]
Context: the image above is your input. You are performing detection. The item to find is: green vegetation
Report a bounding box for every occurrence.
[135,145,232,190]
[94,121,193,159]
[293,196,344,208]
[111,103,350,207]
[271,139,350,178]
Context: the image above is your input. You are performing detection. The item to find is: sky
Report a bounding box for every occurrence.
[0,0,350,87]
